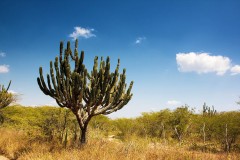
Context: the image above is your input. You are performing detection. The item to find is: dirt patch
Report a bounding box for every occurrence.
[0,156,9,160]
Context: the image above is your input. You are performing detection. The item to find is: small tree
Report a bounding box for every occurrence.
[201,102,217,144]
[0,81,15,123]
[37,40,133,144]
[170,106,192,145]
[0,81,14,109]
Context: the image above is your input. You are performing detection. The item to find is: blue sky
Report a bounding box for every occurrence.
[1,0,240,117]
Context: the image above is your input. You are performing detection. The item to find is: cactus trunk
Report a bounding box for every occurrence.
[80,126,87,144]
[75,112,89,144]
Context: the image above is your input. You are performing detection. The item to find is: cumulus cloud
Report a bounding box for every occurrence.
[166,100,182,106]
[176,52,231,75]
[0,52,6,57]
[230,65,240,75]
[0,52,10,73]
[28,104,38,107]
[45,101,58,106]
[28,101,58,107]
[8,90,18,94]
[0,65,9,73]
[69,26,96,40]
[135,37,146,44]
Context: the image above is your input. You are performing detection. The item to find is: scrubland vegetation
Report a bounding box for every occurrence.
[0,105,240,159]
[1,40,239,159]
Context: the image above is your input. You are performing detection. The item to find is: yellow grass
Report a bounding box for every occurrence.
[0,128,239,160]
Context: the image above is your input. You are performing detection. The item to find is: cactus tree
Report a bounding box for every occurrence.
[0,81,14,109]
[37,40,133,144]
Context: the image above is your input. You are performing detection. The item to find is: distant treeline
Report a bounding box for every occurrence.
[1,105,240,152]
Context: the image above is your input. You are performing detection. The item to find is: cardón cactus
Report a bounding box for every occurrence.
[37,40,133,144]
[0,81,13,109]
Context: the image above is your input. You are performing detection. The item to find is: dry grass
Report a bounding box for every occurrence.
[0,129,29,159]
[0,128,239,160]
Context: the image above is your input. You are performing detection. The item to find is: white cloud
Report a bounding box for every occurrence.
[176,52,231,75]
[135,37,146,44]
[28,101,58,107]
[230,65,240,75]
[69,26,96,40]
[0,65,9,73]
[28,104,38,107]
[0,52,9,73]
[166,100,182,106]
[150,107,158,112]
[45,101,58,106]
[0,52,6,57]
[8,90,18,95]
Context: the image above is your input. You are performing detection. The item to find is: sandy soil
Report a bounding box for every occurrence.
[0,156,8,160]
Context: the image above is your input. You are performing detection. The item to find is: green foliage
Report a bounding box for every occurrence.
[210,112,240,152]
[2,105,240,152]
[190,111,240,152]
[0,81,15,109]
[114,118,136,139]
[37,40,133,143]
[169,106,193,143]
[112,107,194,144]
[0,81,16,124]
[1,106,112,144]
[90,115,114,134]
[135,109,172,138]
